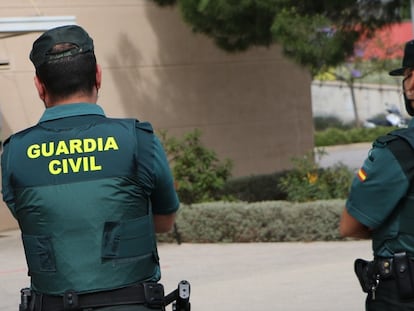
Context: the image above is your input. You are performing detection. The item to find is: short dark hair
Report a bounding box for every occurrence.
[36,43,97,102]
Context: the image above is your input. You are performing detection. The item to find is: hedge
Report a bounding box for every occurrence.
[157,200,345,243]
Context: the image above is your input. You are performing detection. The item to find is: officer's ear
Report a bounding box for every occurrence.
[34,75,46,102]
[95,64,102,90]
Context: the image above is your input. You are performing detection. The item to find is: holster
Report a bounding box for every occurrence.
[19,288,33,311]
[354,258,377,293]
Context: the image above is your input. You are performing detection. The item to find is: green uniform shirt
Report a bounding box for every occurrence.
[346,120,414,257]
[1,103,179,294]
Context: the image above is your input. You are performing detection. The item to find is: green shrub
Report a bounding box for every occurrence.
[157,200,345,243]
[314,128,352,146]
[159,129,233,204]
[278,149,353,202]
[313,115,353,131]
[220,150,353,203]
[315,126,397,146]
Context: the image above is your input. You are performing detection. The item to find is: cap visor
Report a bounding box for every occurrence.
[389,68,405,76]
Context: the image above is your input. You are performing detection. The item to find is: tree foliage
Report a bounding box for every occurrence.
[313,32,404,126]
[149,0,406,75]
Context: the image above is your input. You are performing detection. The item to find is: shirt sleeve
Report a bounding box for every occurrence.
[346,145,409,229]
[1,139,17,218]
[150,135,179,215]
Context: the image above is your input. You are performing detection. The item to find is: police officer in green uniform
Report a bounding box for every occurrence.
[1,25,179,310]
[340,40,414,310]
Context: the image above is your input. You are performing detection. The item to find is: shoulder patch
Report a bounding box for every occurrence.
[357,168,367,182]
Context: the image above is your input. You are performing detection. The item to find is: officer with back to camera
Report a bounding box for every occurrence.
[1,25,180,311]
[340,40,414,310]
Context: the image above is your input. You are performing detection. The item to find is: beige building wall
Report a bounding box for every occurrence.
[0,0,313,231]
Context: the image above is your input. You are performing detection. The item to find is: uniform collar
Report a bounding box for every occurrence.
[39,103,106,123]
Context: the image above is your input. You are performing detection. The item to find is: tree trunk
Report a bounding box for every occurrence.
[349,82,361,127]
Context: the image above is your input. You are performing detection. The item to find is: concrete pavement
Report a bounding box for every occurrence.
[0,230,373,311]
[317,142,372,170]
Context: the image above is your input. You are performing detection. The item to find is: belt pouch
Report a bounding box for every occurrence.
[143,283,165,309]
[393,252,414,300]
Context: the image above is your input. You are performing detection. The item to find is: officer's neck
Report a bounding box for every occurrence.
[45,91,98,108]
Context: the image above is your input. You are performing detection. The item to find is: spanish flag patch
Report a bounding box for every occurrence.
[357,168,367,182]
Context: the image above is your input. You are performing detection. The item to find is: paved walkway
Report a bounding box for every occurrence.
[317,142,372,170]
[0,230,373,311]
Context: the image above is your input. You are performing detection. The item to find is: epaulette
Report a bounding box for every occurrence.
[2,136,11,147]
[135,121,154,133]
[373,134,399,148]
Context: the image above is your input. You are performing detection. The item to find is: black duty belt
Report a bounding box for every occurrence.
[34,283,165,311]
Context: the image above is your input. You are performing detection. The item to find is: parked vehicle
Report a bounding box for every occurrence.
[363,104,408,128]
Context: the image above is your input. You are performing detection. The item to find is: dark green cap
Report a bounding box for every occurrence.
[29,25,94,68]
[389,40,414,76]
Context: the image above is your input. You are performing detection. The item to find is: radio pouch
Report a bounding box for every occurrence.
[393,252,414,300]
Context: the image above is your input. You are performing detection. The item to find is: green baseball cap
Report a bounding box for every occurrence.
[29,25,94,67]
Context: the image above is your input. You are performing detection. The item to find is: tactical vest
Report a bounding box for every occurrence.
[6,117,159,295]
[372,128,414,257]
